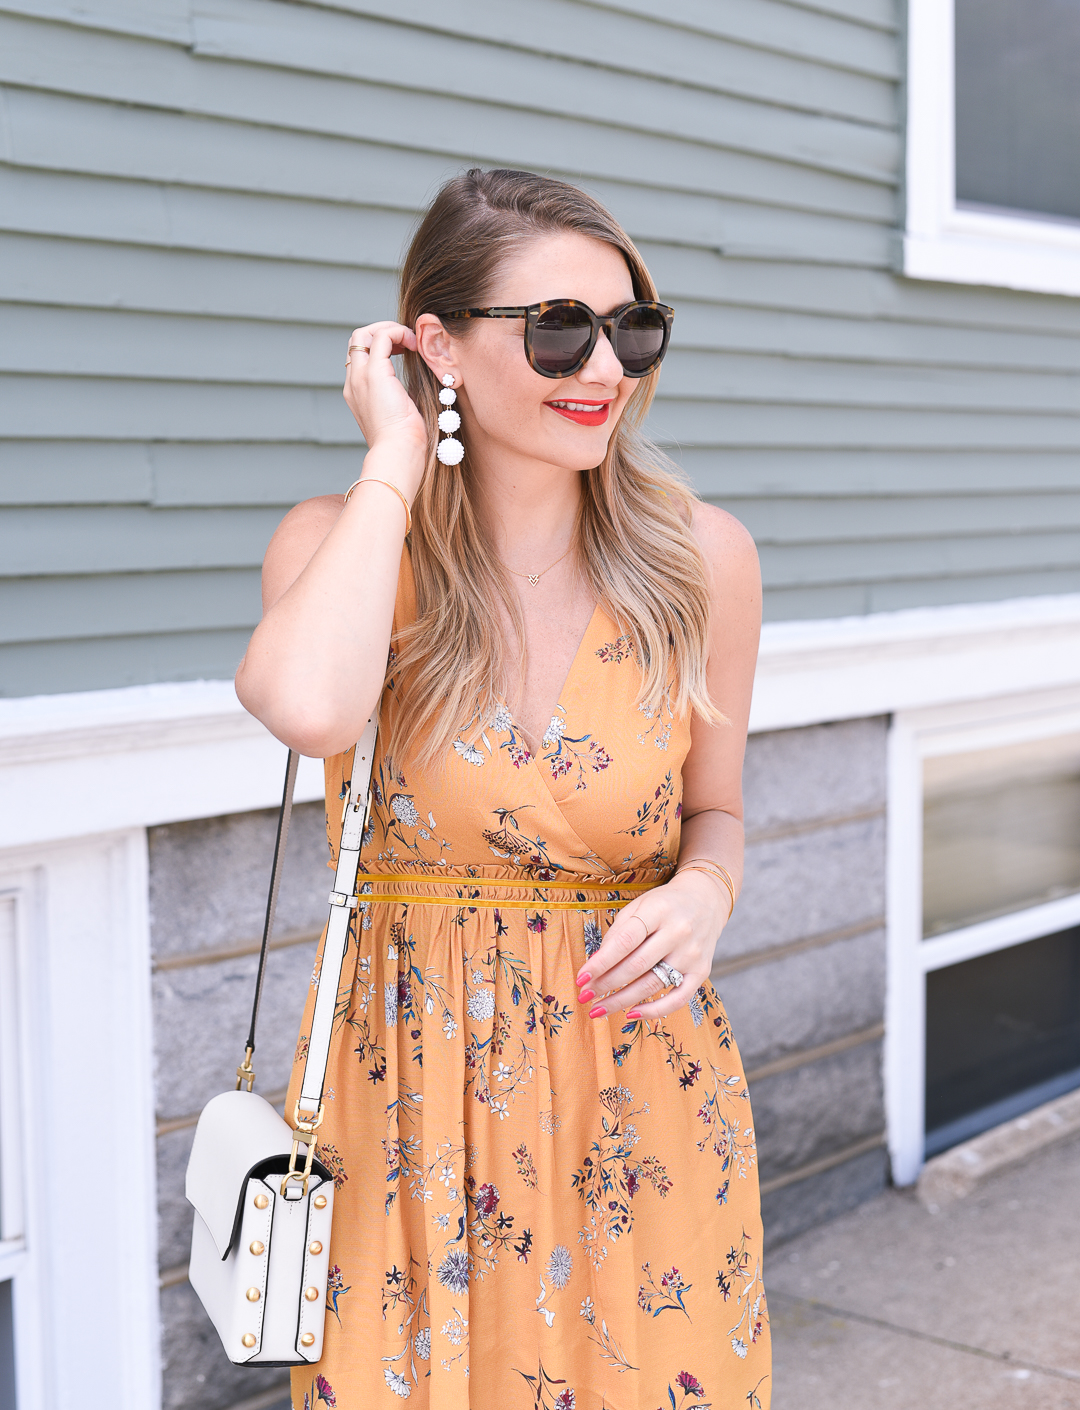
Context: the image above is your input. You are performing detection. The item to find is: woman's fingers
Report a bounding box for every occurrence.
[619,973,702,1023]
[587,965,673,1016]
[577,899,685,992]
[345,322,416,370]
[342,321,427,458]
[576,908,670,1009]
[585,940,706,1019]
[575,876,724,1018]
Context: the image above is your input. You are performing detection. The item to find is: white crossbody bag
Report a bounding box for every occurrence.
[185,714,377,1366]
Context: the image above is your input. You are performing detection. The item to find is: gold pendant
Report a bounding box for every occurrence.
[527,574,540,586]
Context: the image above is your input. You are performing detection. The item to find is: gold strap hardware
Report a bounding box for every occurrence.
[280,1101,325,1198]
[235,1046,256,1092]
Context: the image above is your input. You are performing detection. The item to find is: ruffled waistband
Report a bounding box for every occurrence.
[353,865,671,911]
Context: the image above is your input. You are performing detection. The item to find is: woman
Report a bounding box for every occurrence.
[237,168,768,1410]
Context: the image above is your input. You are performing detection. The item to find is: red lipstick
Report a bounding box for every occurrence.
[544,398,612,427]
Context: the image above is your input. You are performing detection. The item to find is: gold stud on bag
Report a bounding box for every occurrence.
[184,714,379,1366]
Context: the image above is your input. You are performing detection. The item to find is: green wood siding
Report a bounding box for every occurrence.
[2,0,1079,695]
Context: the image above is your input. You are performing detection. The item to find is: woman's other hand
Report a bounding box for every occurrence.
[572,505,759,1024]
[573,868,731,1021]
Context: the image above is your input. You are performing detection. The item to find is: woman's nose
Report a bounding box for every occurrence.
[580,327,623,384]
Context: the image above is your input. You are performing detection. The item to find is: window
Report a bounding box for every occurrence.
[925,924,1080,1153]
[905,0,1080,297]
[955,0,1080,224]
[0,1281,14,1410]
[886,688,1080,1184]
[0,895,25,1410]
[922,733,1080,937]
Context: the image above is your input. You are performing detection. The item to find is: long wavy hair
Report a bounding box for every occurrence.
[388,167,721,770]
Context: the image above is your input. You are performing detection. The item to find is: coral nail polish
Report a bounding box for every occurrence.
[578,989,595,1003]
[589,1005,607,1019]
[577,972,591,986]
[626,1009,642,1020]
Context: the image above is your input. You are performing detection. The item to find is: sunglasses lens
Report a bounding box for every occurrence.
[614,305,668,374]
[530,303,594,374]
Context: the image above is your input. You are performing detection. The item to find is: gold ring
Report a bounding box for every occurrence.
[348,343,368,353]
[629,914,650,943]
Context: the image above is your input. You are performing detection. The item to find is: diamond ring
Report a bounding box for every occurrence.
[651,960,684,989]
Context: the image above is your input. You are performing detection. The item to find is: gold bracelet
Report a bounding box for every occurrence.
[342,476,412,535]
[675,860,735,921]
[679,858,737,906]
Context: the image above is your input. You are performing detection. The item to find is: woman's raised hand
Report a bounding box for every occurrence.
[343,322,428,490]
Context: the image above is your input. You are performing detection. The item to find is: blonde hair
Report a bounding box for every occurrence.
[389,168,720,769]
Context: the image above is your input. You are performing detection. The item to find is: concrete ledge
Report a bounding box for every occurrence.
[917,1087,1080,1209]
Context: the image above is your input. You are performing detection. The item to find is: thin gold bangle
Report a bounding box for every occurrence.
[679,859,737,906]
[675,860,735,921]
[343,476,412,535]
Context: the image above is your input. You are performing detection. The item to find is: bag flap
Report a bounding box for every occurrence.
[185,1090,294,1259]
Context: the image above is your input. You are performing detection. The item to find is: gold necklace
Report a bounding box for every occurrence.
[503,543,574,587]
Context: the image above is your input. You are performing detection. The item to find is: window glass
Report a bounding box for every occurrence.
[0,1278,14,1410]
[925,924,1080,1146]
[955,0,1080,222]
[922,732,1080,937]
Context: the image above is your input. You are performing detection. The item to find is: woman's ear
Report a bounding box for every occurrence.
[415,314,461,386]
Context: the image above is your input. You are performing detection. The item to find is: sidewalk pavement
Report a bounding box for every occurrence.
[766,1130,1080,1409]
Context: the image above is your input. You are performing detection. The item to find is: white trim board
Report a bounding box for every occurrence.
[0,679,325,849]
[0,835,161,1410]
[885,682,1080,1186]
[2,594,1080,846]
[750,593,1080,734]
[905,0,1080,298]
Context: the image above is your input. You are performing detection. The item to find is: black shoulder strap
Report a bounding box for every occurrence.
[236,748,299,1088]
[235,715,379,1100]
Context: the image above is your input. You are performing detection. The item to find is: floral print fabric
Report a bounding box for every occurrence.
[287,556,770,1410]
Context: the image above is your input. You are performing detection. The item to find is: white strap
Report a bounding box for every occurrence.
[297,713,379,1117]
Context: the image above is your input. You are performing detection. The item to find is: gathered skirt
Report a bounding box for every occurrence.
[286,872,771,1410]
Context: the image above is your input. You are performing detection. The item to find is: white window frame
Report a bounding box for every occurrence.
[905,0,1080,298]
[885,682,1080,1186]
[0,882,40,1409]
[0,837,160,1410]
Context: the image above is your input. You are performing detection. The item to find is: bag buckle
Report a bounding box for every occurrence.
[235,1046,256,1092]
[328,890,359,909]
[280,1101,324,1199]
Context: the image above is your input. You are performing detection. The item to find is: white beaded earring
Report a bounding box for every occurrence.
[436,374,464,466]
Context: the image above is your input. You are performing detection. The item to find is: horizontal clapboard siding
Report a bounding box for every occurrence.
[1,0,1079,696]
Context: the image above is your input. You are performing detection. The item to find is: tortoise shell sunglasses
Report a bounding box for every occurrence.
[437,299,675,380]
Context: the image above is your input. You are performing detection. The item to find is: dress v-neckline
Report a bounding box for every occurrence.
[503,601,601,764]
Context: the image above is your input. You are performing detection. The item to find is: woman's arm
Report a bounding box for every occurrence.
[235,323,428,756]
[676,501,762,902]
[572,504,762,1019]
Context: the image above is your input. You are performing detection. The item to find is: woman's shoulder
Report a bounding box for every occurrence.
[274,493,346,539]
[261,494,345,608]
[267,493,346,556]
[689,500,759,582]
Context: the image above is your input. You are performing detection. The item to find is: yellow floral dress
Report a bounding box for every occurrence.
[287,556,770,1410]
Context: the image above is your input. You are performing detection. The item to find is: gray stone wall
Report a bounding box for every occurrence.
[150,802,330,1410]
[147,715,889,1408]
[721,717,890,1247]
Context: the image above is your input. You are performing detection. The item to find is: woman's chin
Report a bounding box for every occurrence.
[541,426,617,472]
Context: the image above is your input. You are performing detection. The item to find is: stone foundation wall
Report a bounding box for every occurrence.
[148,715,889,1409]
[723,717,889,1246]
